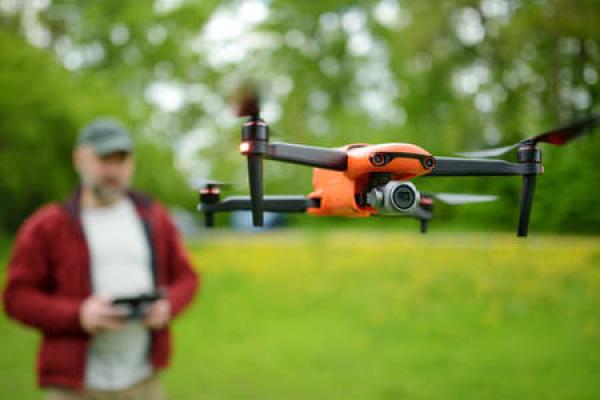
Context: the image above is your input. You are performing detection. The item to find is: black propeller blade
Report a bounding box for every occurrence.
[534,115,599,145]
[235,84,261,120]
[459,115,599,158]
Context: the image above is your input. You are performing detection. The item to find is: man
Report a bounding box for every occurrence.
[3,118,199,399]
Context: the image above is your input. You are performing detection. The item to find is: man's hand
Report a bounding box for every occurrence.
[144,299,171,330]
[80,296,126,334]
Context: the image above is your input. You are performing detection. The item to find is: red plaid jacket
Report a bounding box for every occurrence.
[2,190,199,390]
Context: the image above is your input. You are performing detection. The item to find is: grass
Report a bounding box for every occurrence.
[1,230,600,399]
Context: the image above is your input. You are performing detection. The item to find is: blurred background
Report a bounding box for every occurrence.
[1,1,600,399]
[1,0,600,233]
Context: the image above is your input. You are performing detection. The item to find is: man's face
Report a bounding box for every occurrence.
[74,145,134,203]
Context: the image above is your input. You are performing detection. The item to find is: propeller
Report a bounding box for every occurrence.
[430,193,498,205]
[235,83,267,227]
[235,84,261,119]
[420,192,498,205]
[457,115,598,236]
[193,178,231,189]
[417,192,498,233]
[458,115,599,158]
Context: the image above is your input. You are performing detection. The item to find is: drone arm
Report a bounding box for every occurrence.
[426,157,542,176]
[266,142,348,171]
[420,219,428,234]
[517,175,536,237]
[426,153,542,237]
[199,195,319,213]
[411,206,433,221]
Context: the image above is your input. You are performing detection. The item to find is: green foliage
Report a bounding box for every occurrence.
[0,30,93,231]
[0,30,190,232]
[132,140,194,210]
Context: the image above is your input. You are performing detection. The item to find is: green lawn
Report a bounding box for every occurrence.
[1,230,600,399]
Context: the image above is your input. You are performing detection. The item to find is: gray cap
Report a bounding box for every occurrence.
[77,118,133,156]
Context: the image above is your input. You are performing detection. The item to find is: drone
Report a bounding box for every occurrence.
[198,86,598,237]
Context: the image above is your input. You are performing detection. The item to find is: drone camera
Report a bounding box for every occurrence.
[389,181,419,212]
[366,181,420,215]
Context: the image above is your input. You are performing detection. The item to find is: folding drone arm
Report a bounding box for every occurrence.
[425,146,543,237]
[412,206,433,234]
[240,119,347,226]
[411,206,433,221]
[199,195,320,214]
[425,157,542,176]
[265,142,348,170]
[201,194,435,232]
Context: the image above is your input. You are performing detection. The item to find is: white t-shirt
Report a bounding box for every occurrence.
[81,197,154,390]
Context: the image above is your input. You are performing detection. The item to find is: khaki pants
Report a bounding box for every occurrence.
[44,375,166,400]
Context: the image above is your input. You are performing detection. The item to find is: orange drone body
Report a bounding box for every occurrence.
[307,143,433,217]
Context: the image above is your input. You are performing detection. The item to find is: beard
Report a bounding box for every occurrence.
[91,182,123,204]
[80,172,129,205]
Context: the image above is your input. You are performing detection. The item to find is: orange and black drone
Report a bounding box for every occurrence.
[198,88,598,237]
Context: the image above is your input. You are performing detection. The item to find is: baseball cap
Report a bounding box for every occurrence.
[77,118,133,156]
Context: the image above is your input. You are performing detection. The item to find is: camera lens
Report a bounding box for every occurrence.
[372,181,420,215]
[391,185,416,210]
